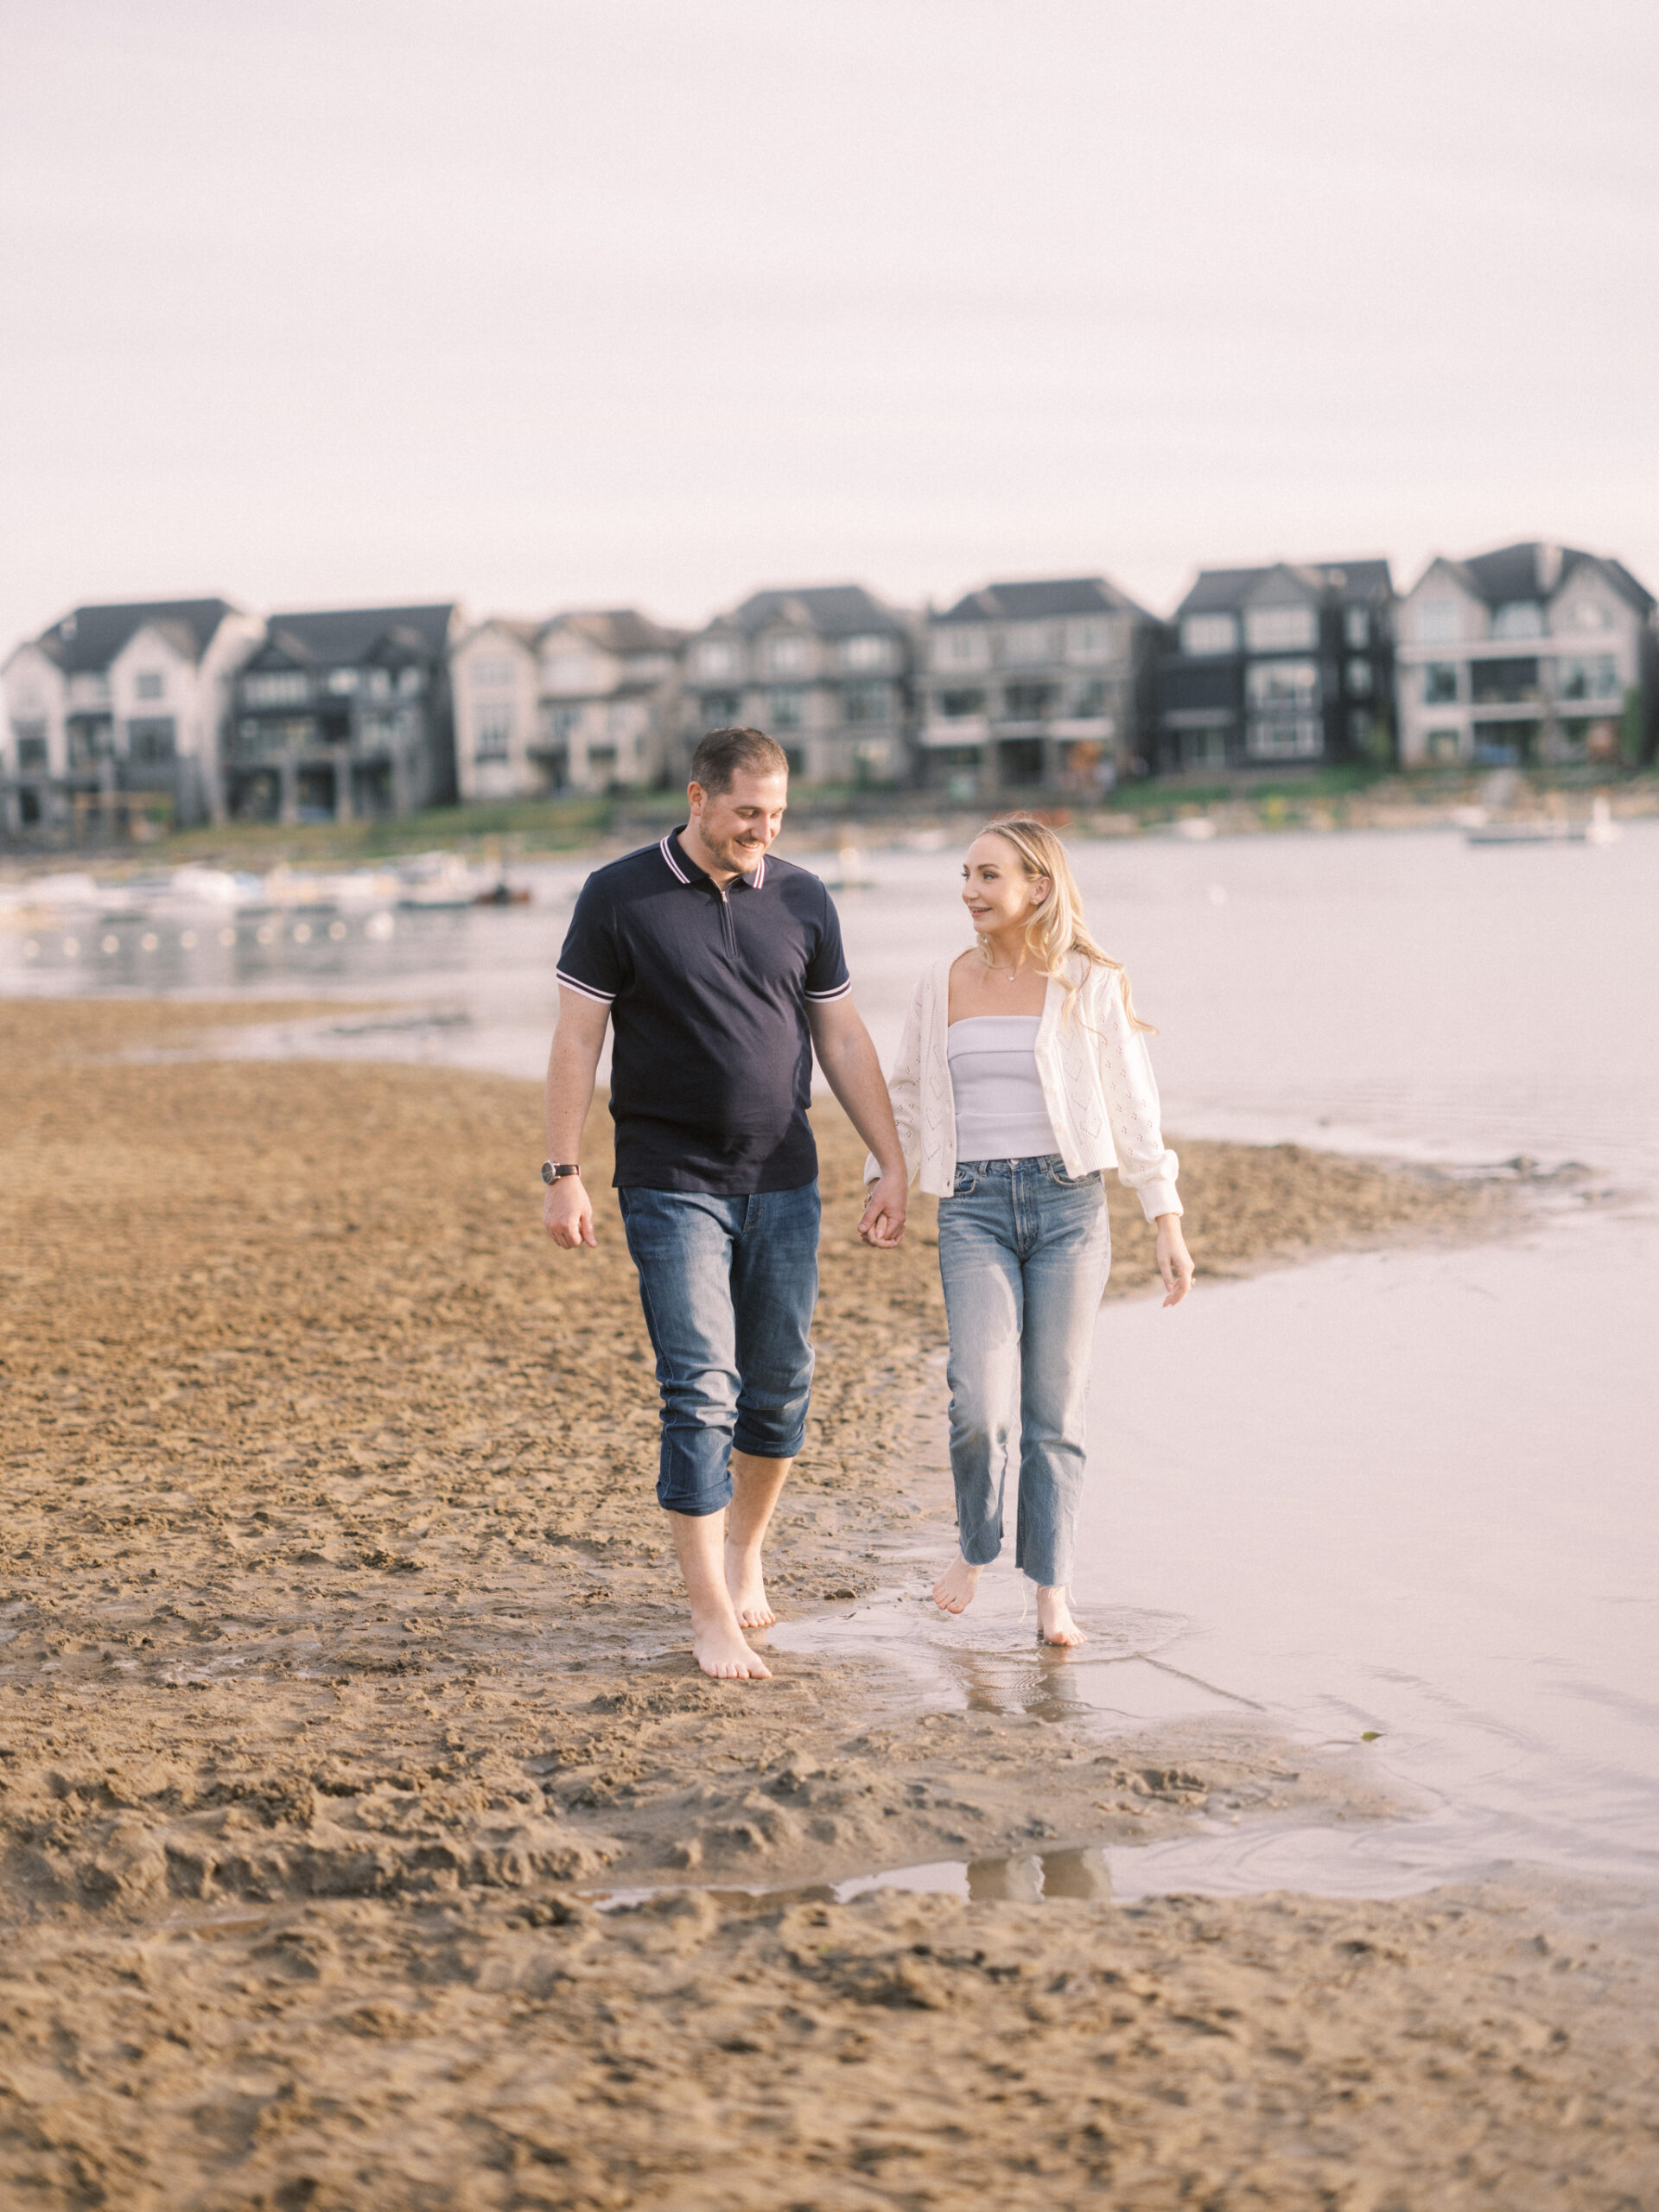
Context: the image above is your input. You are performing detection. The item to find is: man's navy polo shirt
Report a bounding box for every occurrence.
[556,827,851,1194]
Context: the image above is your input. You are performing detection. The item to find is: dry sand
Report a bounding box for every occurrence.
[2,996,1654,2209]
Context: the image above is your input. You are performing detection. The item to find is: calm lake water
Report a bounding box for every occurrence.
[5,821,1657,1895]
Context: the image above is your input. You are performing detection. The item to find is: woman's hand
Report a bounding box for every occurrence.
[1155,1215,1193,1307]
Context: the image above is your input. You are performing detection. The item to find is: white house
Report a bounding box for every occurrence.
[451,619,543,801]
[2,598,263,835]
[537,609,683,794]
[1395,542,1656,768]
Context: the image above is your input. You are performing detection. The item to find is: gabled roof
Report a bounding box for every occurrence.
[460,617,542,652]
[248,603,455,671]
[543,608,685,655]
[35,597,244,675]
[1176,559,1392,619]
[1421,542,1656,616]
[934,575,1151,625]
[709,584,909,639]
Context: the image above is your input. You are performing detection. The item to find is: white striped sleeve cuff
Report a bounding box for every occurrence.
[556,968,615,1005]
[804,977,853,1001]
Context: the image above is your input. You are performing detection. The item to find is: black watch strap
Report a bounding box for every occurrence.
[541,1160,581,1184]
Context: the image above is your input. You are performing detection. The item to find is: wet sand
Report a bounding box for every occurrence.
[3,996,1653,2209]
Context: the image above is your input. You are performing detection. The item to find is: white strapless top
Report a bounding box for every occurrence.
[945,1014,1061,1161]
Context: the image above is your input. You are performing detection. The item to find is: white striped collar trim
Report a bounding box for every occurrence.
[660,830,766,891]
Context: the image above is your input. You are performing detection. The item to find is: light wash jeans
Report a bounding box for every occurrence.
[937,1155,1110,1590]
[617,1182,820,1516]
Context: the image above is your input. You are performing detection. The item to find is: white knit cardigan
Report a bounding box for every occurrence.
[867,952,1181,1222]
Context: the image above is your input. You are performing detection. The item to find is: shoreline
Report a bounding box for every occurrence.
[2,996,1653,2206]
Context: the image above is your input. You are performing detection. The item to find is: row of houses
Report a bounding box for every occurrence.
[3,539,1655,834]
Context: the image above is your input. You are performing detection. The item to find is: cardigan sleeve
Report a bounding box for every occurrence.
[865,975,925,1186]
[1096,969,1181,1222]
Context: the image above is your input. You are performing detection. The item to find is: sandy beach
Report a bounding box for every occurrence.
[3,995,1655,2209]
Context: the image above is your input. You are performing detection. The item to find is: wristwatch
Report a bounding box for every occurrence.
[541,1160,582,1184]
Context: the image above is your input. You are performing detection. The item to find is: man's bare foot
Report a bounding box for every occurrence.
[725,1541,776,1629]
[932,1556,984,1616]
[1036,1586,1086,1646]
[691,1615,772,1680]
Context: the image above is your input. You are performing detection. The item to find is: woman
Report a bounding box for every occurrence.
[874,817,1193,1647]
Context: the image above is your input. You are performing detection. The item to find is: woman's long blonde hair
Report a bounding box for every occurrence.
[974,816,1155,1033]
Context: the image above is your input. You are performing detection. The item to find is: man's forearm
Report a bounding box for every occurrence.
[544,1027,604,1160]
[817,1027,906,1174]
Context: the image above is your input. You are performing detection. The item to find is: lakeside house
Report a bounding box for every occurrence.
[680,585,913,787]
[918,575,1156,800]
[1,598,264,836]
[1154,561,1395,776]
[451,608,685,799]
[1393,542,1658,768]
[227,605,461,823]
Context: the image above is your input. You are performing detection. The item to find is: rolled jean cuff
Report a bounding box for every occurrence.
[732,1422,808,1460]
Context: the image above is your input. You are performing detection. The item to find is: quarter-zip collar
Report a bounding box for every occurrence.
[659,825,766,893]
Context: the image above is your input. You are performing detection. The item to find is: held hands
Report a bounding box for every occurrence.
[858,1169,908,1248]
[543,1176,597,1250]
[1156,1214,1194,1307]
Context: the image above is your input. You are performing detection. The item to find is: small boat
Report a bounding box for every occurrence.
[472,880,531,906]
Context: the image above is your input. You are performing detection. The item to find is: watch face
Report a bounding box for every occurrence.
[541,1161,555,1184]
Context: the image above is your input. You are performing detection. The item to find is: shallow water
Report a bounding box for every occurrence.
[6,821,1658,1896]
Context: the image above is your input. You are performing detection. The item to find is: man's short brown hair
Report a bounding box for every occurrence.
[690,726,791,795]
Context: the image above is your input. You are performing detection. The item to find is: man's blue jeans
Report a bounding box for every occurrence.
[937,1156,1111,1590]
[618,1182,821,1516]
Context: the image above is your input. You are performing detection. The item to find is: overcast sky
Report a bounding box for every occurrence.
[4,0,1656,649]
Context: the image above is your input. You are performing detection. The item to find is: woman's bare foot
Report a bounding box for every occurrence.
[725,1541,776,1629]
[1036,1586,1086,1646]
[691,1614,772,1680]
[932,1556,984,1616]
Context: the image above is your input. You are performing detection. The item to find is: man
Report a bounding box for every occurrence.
[542,727,909,1681]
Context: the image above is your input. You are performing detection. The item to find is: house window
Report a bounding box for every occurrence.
[1416,600,1461,645]
[471,656,516,690]
[474,712,512,761]
[694,639,739,680]
[1003,681,1057,720]
[326,669,360,696]
[938,690,985,717]
[1246,716,1322,760]
[127,718,177,763]
[1471,658,1539,706]
[1492,601,1544,639]
[17,733,48,769]
[1424,664,1459,704]
[545,704,582,744]
[367,669,393,698]
[1557,654,1619,702]
[842,682,891,724]
[398,666,425,696]
[585,745,618,780]
[244,670,308,708]
[1564,599,1611,632]
[1070,679,1108,716]
[1244,604,1318,652]
[764,634,811,677]
[700,692,741,726]
[1069,619,1108,657]
[135,671,165,702]
[768,688,804,728]
[1180,613,1238,656]
[841,634,887,670]
[935,626,988,669]
[1344,607,1370,648]
[1245,659,1319,710]
[1345,658,1373,696]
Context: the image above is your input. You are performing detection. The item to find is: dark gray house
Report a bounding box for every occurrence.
[919,575,1156,798]
[1154,561,1395,775]
[680,585,913,785]
[227,603,461,822]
